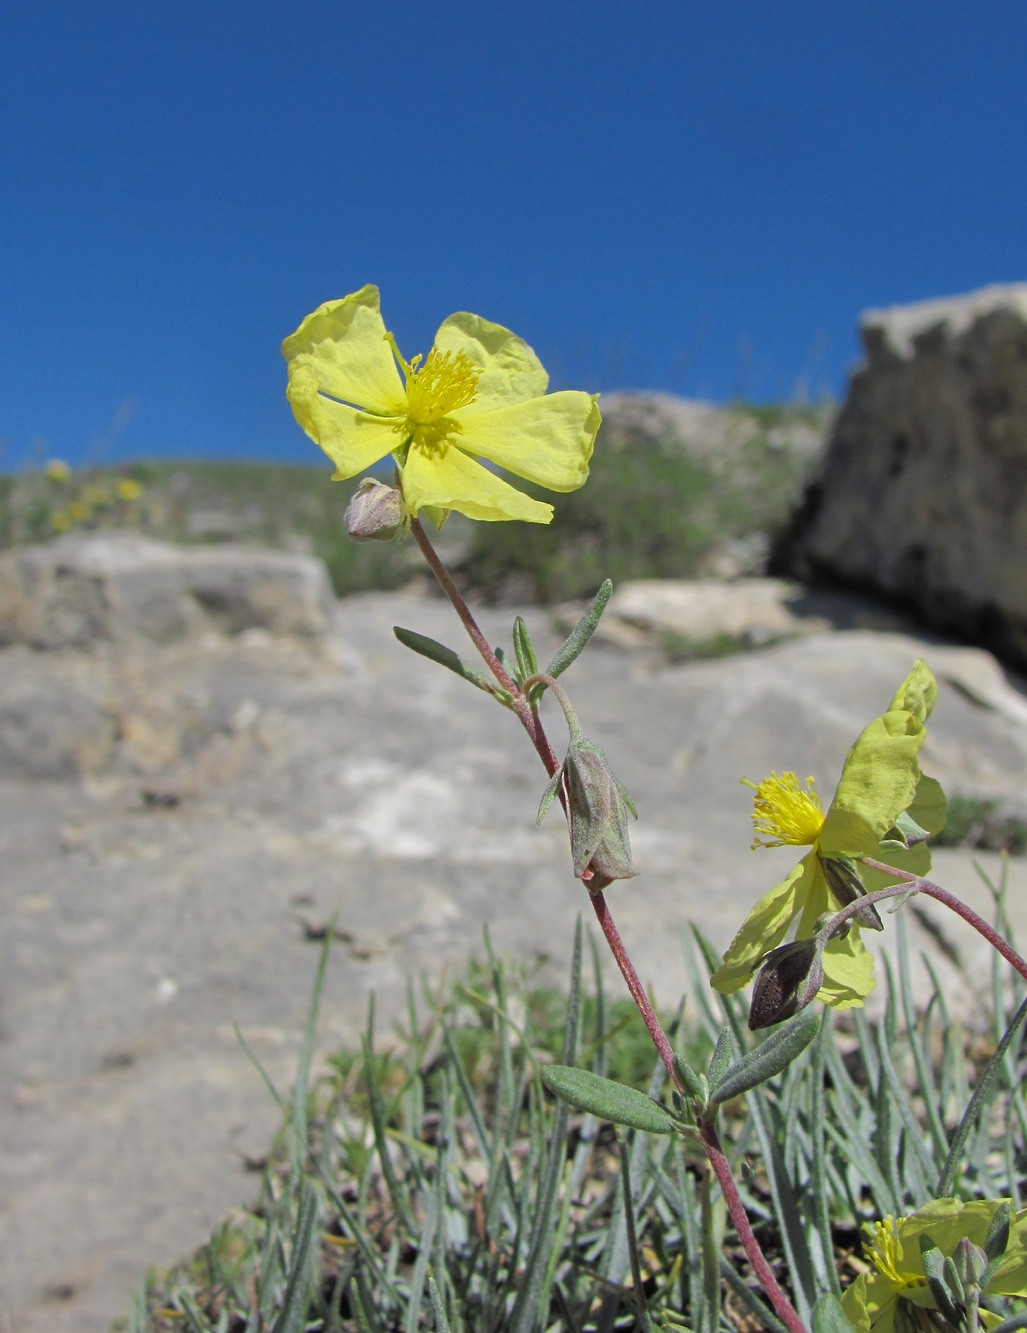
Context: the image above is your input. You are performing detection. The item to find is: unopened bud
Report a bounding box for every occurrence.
[539,737,638,889]
[748,937,824,1030]
[344,477,406,542]
[820,854,884,931]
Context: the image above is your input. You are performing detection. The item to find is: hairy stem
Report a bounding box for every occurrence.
[410,518,560,773]
[857,858,1027,984]
[699,1118,808,1333]
[410,518,802,1326]
[589,890,677,1079]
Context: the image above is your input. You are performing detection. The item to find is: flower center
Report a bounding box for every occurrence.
[746,771,825,849]
[405,347,480,423]
[384,333,481,455]
[864,1217,923,1290]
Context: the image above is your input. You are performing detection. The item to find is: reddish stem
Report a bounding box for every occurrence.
[410,516,805,1331]
[858,857,1027,984]
[409,518,561,776]
[409,519,518,694]
[589,890,677,1080]
[699,1119,808,1333]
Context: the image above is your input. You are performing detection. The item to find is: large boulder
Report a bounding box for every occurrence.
[776,284,1027,667]
[0,534,335,649]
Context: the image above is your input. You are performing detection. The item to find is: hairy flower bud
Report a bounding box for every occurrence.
[344,477,406,542]
[538,736,638,890]
[748,937,824,1030]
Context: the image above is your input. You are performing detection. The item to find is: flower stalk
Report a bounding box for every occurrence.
[409,518,806,1333]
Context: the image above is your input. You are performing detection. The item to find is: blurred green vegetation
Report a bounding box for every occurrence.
[0,404,826,602]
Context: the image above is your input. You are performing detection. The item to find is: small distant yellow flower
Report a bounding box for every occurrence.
[67,499,92,523]
[282,285,601,524]
[711,661,947,1009]
[116,478,143,502]
[841,1199,1027,1330]
[45,459,71,482]
[82,484,108,509]
[50,509,71,531]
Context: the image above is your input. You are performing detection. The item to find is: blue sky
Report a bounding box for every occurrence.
[4,2,1026,470]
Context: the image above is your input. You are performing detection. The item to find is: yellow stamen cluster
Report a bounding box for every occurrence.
[405,347,479,422]
[384,331,481,454]
[747,771,825,849]
[863,1217,923,1290]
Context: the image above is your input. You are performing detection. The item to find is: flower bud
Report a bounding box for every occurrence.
[748,937,824,1030]
[820,853,884,931]
[344,477,406,542]
[540,737,638,890]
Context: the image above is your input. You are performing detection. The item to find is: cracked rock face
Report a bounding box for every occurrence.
[778,284,1027,668]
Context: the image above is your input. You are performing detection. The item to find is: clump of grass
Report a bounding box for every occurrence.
[460,415,820,603]
[126,864,1027,1331]
[657,627,798,664]
[933,793,1027,854]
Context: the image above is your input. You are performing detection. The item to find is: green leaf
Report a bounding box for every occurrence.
[393,627,503,696]
[543,579,614,684]
[512,616,539,684]
[936,993,1027,1196]
[706,1027,735,1096]
[811,1293,859,1332]
[541,1065,678,1134]
[672,1052,708,1105]
[709,1009,821,1105]
[269,1177,320,1333]
[892,807,932,847]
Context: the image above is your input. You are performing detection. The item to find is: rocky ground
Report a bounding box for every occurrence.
[4,565,1027,1332]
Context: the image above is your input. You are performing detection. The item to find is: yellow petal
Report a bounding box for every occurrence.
[432,312,549,405]
[710,857,813,994]
[888,658,937,722]
[455,392,600,492]
[821,709,928,855]
[816,932,876,1008]
[282,285,406,416]
[401,443,554,523]
[286,365,400,477]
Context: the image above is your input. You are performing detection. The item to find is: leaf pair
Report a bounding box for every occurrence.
[393,578,613,704]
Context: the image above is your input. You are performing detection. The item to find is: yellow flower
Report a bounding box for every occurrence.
[711,661,947,1009]
[282,285,601,523]
[840,1199,1027,1330]
[45,459,71,482]
[116,478,143,502]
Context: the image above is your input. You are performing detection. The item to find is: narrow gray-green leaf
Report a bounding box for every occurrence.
[673,1052,707,1105]
[705,1027,735,1097]
[541,1065,678,1134]
[543,579,614,682]
[393,627,499,694]
[512,616,539,683]
[269,1178,320,1333]
[937,992,1027,1197]
[709,1009,821,1105]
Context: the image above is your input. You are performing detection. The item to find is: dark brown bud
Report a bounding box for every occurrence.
[748,937,824,1030]
[820,854,884,931]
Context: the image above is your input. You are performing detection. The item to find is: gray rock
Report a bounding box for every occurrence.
[0,534,335,649]
[599,391,827,472]
[581,577,913,651]
[0,652,116,779]
[778,284,1027,667]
